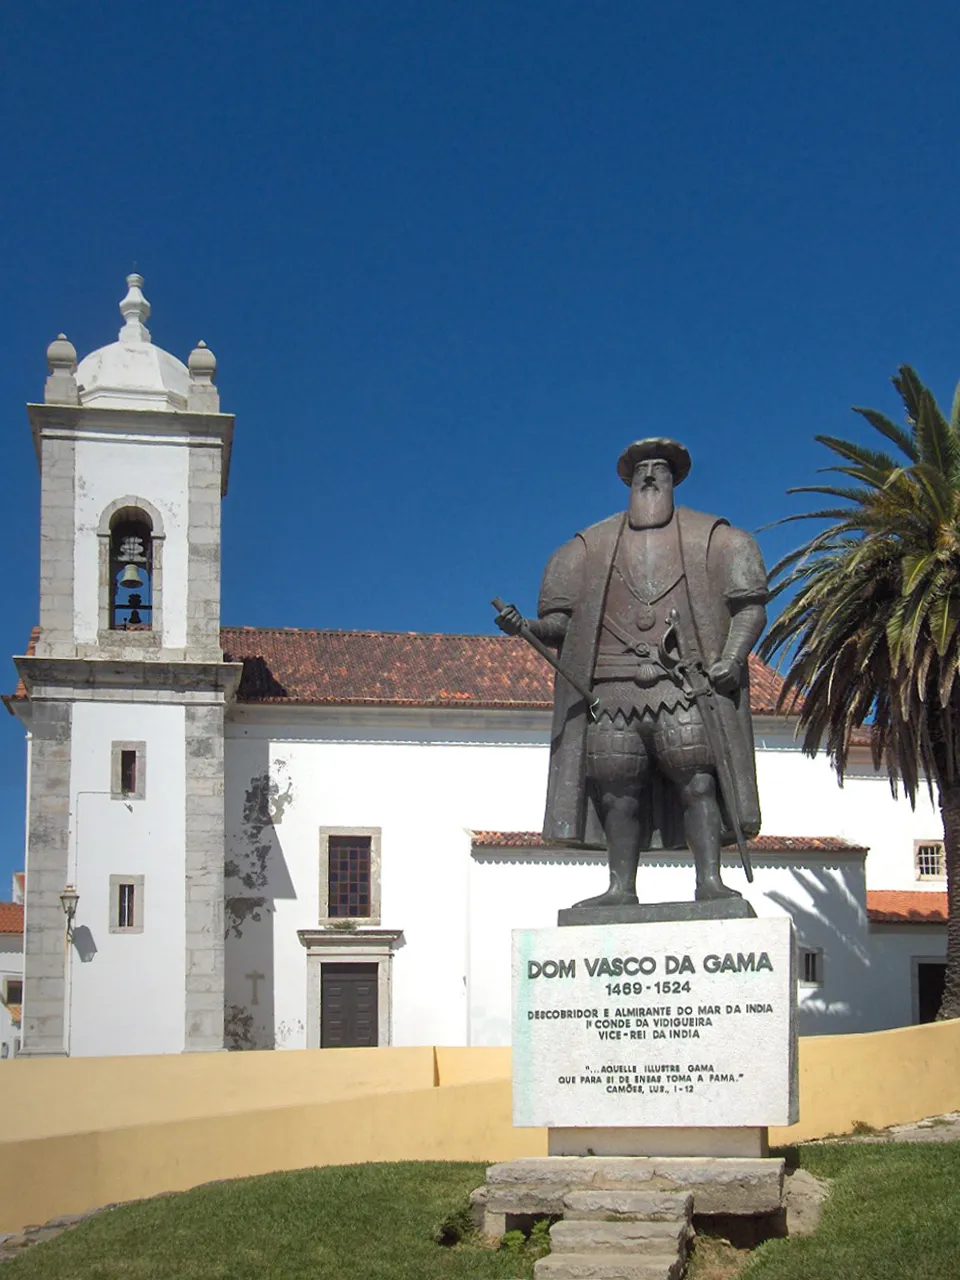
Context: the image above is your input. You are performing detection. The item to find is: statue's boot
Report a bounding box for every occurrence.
[693,850,742,901]
[573,847,639,908]
[695,877,742,902]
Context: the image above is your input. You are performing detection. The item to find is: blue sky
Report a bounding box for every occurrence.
[1,2,959,887]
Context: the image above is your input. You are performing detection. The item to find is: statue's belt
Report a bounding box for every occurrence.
[594,614,689,689]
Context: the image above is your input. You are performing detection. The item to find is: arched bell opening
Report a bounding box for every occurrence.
[109,510,154,630]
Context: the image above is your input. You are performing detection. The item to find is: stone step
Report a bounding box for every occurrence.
[563,1190,693,1222]
[549,1219,691,1255]
[486,1186,567,1216]
[487,1156,784,1217]
[534,1251,684,1280]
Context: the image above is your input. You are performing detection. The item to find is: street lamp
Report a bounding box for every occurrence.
[60,885,79,941]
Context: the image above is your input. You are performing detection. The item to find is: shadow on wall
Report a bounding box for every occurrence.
[224,739,296,1051]
[764,863,871,1034]
[71,926,98,964]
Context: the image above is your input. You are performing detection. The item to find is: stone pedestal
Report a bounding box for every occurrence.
[547,1126,767,1158]
[512,916,798,1142]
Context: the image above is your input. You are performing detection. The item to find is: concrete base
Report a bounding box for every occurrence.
[548,1126,768,1158]
[557,898,757,926]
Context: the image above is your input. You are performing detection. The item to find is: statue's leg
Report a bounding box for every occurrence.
[578,711,648,907]
[654,704,741,901]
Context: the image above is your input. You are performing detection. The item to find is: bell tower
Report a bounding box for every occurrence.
[14,276,240,1057]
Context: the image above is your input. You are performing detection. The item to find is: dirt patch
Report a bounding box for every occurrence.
[686,1234,753,1280]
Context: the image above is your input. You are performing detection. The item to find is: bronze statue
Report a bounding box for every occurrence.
[495,438,768,917]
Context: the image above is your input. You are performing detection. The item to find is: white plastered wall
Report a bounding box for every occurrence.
[67,701,186,1056]
[73,439,190,647]
[223,711,947,1053]
[754,724,943,892]
[224,714,550,1051]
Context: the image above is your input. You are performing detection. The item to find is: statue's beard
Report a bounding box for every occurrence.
[628,484,674,529]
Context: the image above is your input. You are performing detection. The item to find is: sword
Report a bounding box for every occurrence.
[659,609,754,883]
[491,598,599,721]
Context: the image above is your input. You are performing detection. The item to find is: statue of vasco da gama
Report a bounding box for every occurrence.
[496,438,769,907]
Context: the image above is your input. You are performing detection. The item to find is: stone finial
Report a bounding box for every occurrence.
[187,339,220,412]
[188,339,217,383]
[44,333,79,405]
[47,333,77,373]
[118,273,152,345]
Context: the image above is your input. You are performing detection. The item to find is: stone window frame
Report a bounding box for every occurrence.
[797,946,823,988]
[97,496,165,645]
[318,827,381,925]
[914,839,946,881]
[297,928,404,1049]
[109,874,144,934]
[111,741,147,801]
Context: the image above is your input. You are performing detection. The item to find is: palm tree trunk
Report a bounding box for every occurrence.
[937,782,960,1019]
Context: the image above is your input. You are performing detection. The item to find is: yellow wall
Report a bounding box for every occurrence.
[0,1045,436,1143]
[0,1079,545,1232]
[769,1018,960,1145]
[2,1021,958,1232]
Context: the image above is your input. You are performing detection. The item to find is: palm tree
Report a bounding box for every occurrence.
[759,366,960,1019]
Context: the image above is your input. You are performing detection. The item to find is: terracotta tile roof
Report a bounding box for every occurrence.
[472,832,868,853]
[867,890,948,924]
[0,903,23,934]
[221,628,555,710]
[220,627,792,713]
[7,624,793,715]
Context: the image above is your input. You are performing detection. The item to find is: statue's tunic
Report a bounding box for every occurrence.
[593,517,696,718]
[538,506,767,850]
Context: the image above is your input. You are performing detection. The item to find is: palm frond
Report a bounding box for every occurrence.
[765,365,960,812]
[852,406,918,461]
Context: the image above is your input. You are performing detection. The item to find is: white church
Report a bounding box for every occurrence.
[3,277,950,1059]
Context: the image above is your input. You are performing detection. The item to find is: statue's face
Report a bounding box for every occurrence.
[628,458,674,528]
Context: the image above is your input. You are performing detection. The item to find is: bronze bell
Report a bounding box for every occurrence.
[119,563,142,589]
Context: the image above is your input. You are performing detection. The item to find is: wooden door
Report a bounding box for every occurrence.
[321,963,379,1047]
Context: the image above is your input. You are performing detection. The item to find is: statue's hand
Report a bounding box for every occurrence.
[495,603,526,637]
[708,657,742,694]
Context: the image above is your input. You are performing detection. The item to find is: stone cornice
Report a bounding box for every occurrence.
[14,655,243,702]
[228,701,553,736]
[297,928,404,952]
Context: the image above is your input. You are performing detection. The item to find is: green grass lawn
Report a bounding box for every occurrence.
[8,1144,960,1279]
[740,1142,960,1280]
[2,1162,535,1280]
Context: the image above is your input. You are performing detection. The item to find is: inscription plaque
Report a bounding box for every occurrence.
[512,917,798,1129]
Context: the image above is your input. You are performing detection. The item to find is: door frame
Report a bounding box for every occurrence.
[298,928,404,1049]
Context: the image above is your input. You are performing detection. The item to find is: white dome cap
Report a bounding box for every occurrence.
[76,274,190,411]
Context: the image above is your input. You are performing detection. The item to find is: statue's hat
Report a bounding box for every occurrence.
[617,437,691,487]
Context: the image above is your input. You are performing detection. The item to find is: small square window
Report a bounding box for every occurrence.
[798,947,823,987]
[109,875,144,933]
[3,980,22,1006]
[916,841,946,880]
